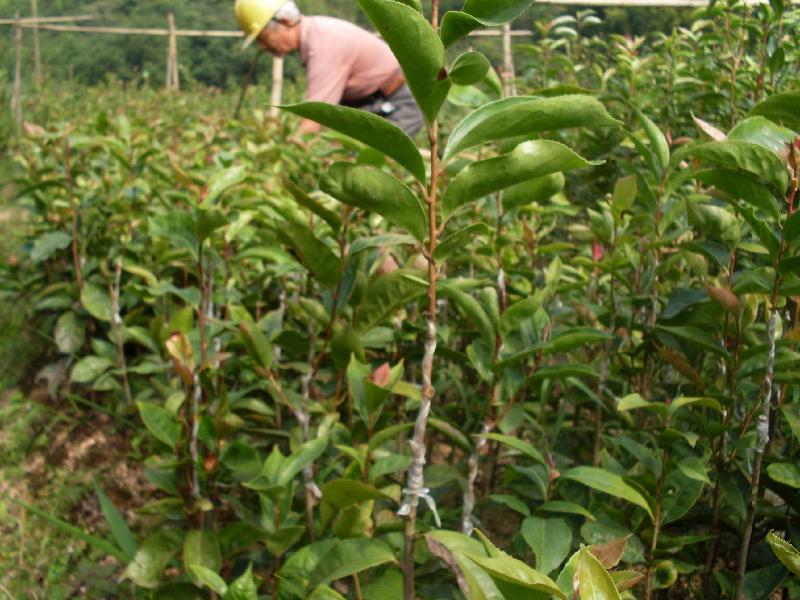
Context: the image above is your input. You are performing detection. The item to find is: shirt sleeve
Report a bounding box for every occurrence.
[304,48,350,105]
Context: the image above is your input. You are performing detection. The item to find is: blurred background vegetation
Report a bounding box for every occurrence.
[0,0,689,89]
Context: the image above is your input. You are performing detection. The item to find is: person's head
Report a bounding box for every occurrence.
[235,0,302,56]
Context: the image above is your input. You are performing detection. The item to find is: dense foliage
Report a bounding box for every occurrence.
[2,0,800,599]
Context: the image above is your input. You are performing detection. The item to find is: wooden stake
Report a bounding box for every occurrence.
[270,56,284,119]
[502,23,517,97]
[166,13,180,91]
[31,0,41,83]
[12,13,23,133]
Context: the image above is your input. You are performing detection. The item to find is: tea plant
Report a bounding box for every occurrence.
[2,0,800,599]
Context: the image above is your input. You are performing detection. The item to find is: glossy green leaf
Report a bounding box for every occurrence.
[122,529,183,589]
[278,435,329,486]
[81,282,113,322]
[183,530,222,583]
[55,312,85,354]
[767,462,800,488]
[283,179,343,232]
[521,516,572,575]
[440,0,534,47]
[189,565,228,596]
[766,531,800,576]
[204,165,245,205]
[321,478,392,508]
[321,163,428,241]
[669,396,722,417]
[276,220,341,287]
[239,320,273,371]
[283,103,425,182]
[31,231,72,263]
[71,355,113,384]
[728,116,796,154]
[694,169,780,222]
[749,92,800,130]
[434,223,491,261]
[633,108,670,171]
[465,550,565,599]
[444,140,600,217]
[577,546,621,600]
[538,501,596,521]
[137,402,181,449]
[562,467,653,520]
[450,51,491,86]
[486,433,546,465]
[355,269,427,331]
[503,172,566,211]
[686,140,789,193]
[444,95,619,160]
[677,457,711,485]
[439,281,496,348]
[357,0,450,124]
[225,564,259,600]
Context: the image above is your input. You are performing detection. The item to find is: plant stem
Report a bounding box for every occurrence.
[645,448,670,600]
[402,6,440,599]
[109,257,133,405]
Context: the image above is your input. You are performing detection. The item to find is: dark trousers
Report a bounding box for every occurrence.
[343,84,425,138]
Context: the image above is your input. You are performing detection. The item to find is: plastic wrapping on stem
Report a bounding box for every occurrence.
[756,310,779,454]
[462,422,491,536]
[398,319,441,528]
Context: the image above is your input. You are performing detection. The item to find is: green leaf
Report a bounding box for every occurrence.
[321,479,392,508]
[355,270,427,331]
[728,116,796,154]
[55,312,85,354]
[767,531,800,576]
[465,549,565,599]
[490,494,531,517]
[189,565,228,596]
[444,140,600,218]
[749,92,800,130]
[183,530,222,584]
[14,499,129,563]
[677,457,711,485]
[81,282,113,322]
[284,179,343,232]
[538,501,595,521]
[450,51,491,86]
[221,439,262,481]
[521,516,572,575]
[435,223,491,261]
[616,394,668,420]
[278,435,329,486]
[276,220,341,287]
[577,546,621,600]
[321,163,428,241]
[529,364,598,383]
[225,564,259,600]
[633,108,670,172]
[503,173,566,211]
[195,207,228,243]
[669,396,722,418]
[204,165,246,205]
[656,324,727,356]
[239,320,272,371]
[767,463,800,489]
[685,141,789,193]
[95,484,137,560]
[137,402,181,449]
[265,525,306,558]
[357,0,450,125]
[31,230,71,262]
[562,467,654,520]
[440,0,534,47]
[283,104,425,182]
[486,433,545,465]
[281,538,397,593]
[696,169,780,221]
[122,529,184,589]
[444,95,619,160]
[439,282,496,348]
[71,355,113,384]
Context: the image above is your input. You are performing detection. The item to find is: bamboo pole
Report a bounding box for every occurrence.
[0,15,95,25]
[12,13,23,133]
[166,13,180,91]
[270,56,284,118]
[502,23,517,97]
[31,0,41,82]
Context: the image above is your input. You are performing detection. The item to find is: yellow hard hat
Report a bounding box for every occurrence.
[235,0,288,49]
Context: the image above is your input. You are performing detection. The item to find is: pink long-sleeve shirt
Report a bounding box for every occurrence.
[298,16,403,105]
